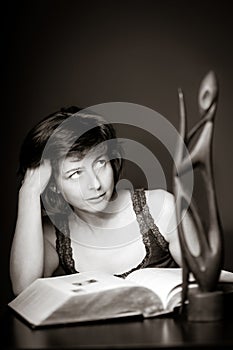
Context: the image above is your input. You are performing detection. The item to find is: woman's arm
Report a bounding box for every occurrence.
[10,161,54,295]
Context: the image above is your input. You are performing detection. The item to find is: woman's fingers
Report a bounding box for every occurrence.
[22,160,52,194]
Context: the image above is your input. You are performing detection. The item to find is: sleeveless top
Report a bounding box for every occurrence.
[55,188,178,278]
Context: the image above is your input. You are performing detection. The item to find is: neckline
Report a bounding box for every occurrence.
[56,188,153,277]
[70,234,142,250]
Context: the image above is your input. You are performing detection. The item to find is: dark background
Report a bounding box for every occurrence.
[1,0,233,307]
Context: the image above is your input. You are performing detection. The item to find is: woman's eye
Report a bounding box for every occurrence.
[95,159,106,168]
[69,170,82,179]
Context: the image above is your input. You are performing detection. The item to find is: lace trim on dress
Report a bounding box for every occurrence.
[55,216,76,274]
[116,188,169,278]
[134,189,169,252]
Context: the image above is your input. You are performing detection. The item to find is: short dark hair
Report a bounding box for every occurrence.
[19,106,123,215]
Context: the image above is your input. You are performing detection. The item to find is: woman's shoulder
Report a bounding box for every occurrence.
[145,188,175,209]
[144,189,177,236]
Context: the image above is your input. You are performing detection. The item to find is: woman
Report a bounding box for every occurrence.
[10,106,184,296]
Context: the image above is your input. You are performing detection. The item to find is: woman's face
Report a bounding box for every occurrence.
[55,145,115,215]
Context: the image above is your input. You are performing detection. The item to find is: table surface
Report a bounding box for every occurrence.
[1,305,233,350]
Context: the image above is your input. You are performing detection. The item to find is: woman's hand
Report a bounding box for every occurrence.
[21,160,52,195]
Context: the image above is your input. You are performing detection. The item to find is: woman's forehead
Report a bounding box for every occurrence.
[59,143,108,169]
[83,143,108,158]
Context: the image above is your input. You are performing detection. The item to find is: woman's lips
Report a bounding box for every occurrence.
[87,193,106,201]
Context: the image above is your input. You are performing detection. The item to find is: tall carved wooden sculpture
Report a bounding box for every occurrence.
[173,71,224,321]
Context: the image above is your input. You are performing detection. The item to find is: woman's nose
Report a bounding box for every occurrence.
[88,170,101,190]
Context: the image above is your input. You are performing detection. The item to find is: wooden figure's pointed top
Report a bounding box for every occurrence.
[198,71,218,116]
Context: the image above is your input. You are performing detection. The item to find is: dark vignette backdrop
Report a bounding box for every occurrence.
[1,0,233,309]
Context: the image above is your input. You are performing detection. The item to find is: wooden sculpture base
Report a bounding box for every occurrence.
[187,288,223,322]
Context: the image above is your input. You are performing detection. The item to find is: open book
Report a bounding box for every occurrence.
[8,268,233,328]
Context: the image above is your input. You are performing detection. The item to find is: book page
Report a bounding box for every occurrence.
[126,268,183,309]
[43,271,169,323]
[9,271,166,326]
[126,268,233,311]
[44,286,165,325]
[219,270,233,283]
[44,271,140,294]
[8,279,71,325]
[8,271,136,325]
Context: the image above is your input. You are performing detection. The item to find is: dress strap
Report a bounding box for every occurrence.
[131,189,169,252]
[55,215,77,274]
